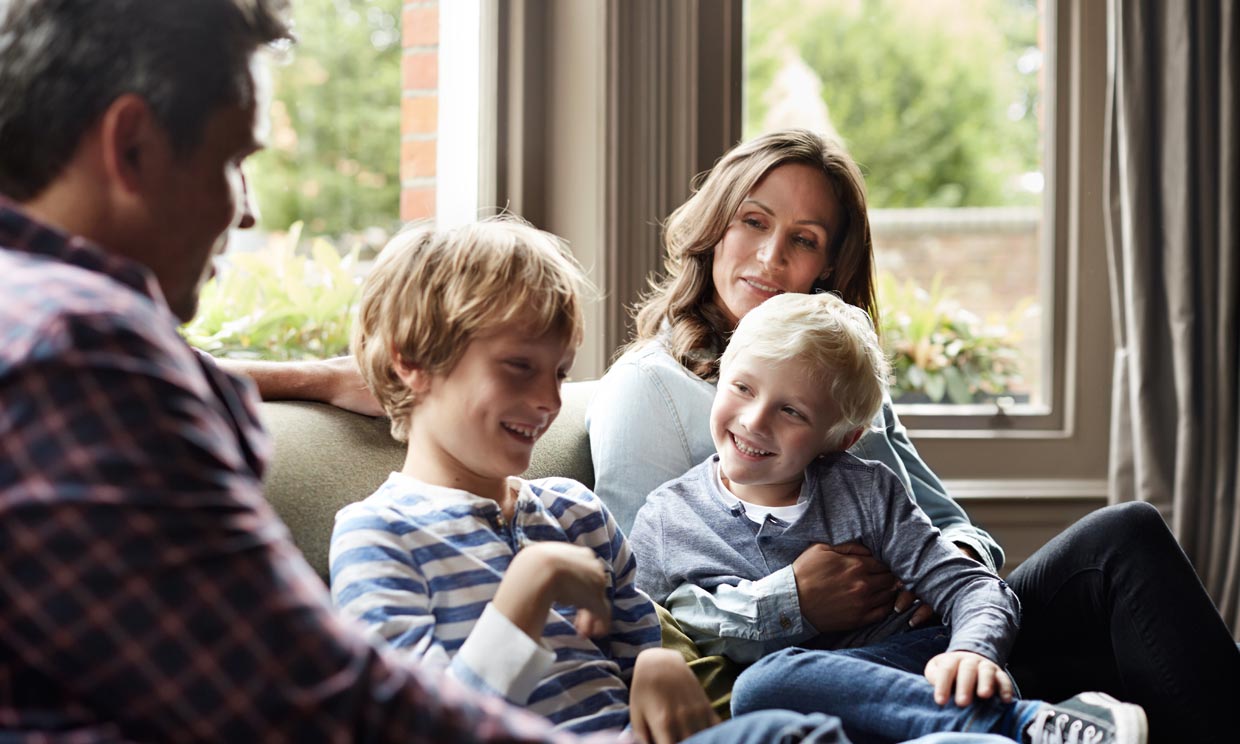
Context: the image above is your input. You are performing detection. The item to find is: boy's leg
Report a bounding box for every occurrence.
[732,645,1032,744]
[683,710,854,744]
[1007,501,1239,744]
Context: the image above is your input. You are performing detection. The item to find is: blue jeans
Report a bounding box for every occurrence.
[1006,502,1239,744]
[731,626,1031,744]
[685,709,1022,744]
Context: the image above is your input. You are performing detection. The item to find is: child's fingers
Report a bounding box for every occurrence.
[954,657,977,707]
[928,656,956,706]
[995,667,1015,703]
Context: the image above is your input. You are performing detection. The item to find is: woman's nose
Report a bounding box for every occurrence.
[756,232,786,267]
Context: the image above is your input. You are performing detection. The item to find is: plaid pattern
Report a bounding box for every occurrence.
[0,199,591,743]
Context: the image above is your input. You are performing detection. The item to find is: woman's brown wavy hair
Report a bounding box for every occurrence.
[630,129,878,381]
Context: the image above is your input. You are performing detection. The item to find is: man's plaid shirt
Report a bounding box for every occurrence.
[0,199,585,744]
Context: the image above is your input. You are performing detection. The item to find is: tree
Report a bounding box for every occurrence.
[249,0,403,238]
[745,0,1042,209]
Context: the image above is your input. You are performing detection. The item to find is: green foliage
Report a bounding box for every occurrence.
[878,272,1027,404]
[745,0,1041,208]
[183,223,362,360]
[250,0,403,238]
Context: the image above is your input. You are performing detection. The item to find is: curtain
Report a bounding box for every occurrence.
[1104,0,1239,635]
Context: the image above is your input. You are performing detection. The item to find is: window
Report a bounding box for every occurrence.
[744,0,1048,415]
[186,0,452,362]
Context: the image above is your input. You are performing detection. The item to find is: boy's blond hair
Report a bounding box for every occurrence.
[353,217,590,441]
[721,292,890,449]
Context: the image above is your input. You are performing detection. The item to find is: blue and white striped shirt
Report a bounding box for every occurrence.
[330,473,660,735]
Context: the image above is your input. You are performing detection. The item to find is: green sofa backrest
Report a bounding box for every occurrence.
[260,380,597,581]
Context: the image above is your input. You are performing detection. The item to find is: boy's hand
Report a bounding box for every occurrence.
[792,542,900,632]
[629,648,720,744]
[924,651,1014,707]
[494,542,612,641]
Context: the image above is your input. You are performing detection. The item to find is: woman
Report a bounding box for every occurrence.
[585,129,1236,743]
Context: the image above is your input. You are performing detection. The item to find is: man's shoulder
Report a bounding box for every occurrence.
[0,247,181,367]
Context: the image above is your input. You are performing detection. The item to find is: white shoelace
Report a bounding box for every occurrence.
[1025,708,1106,744]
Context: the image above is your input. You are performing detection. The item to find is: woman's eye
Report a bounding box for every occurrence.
[505,360,532,372]
[794,235,819,249]
[742,217,765,229]
[783,406,804,419]
[733,382,750,394]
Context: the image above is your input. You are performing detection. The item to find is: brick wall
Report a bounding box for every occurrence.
[401,1,438,221]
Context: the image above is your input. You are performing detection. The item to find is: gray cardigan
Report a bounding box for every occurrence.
[629,452,1021,664]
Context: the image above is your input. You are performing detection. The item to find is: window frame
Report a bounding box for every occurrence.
[490,0,1112,500]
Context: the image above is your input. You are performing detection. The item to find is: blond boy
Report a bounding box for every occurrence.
[629,292,1147,744]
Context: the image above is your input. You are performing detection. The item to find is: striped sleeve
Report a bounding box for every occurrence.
[329,496,554,703]
[531,479,661,683]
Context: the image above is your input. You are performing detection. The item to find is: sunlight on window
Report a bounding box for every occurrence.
[745,0,1047,409]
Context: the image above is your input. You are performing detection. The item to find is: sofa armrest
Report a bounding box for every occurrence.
[260,380,597,581]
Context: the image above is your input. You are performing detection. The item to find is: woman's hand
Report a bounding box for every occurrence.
[318,356,384,416]
[629,648,720,744]
[493,542,612,640]
[924,651,1014,707]
[792,542,901,633]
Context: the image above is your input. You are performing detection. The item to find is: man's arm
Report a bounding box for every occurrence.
[219,355,383,415]
[0,325,571,743]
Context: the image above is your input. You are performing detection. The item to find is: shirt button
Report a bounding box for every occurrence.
[779,615,792,630]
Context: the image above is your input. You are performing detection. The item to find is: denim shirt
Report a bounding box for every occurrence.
[585,338,1003,574]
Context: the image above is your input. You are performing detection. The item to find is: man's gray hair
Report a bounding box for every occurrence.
[0,0,292,200]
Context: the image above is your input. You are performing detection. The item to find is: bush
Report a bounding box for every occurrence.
[183,223,362,360]
[878,272,1027,404]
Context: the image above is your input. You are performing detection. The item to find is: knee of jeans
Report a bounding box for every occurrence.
[732,648,804,717]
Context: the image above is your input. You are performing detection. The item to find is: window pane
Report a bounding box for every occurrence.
[744,0,1046,408]
[185,0,410,361]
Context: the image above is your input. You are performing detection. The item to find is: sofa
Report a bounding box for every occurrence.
[260,380,599,581]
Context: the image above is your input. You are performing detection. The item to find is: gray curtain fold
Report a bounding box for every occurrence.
[1104,0,1240,636]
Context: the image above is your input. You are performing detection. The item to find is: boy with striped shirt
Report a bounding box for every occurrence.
[327,219,840,743]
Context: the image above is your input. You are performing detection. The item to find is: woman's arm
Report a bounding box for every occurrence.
[219,356,383,416]
[585,353,711,533]
[852,397,1005,572]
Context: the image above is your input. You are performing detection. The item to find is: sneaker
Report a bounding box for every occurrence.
[1023,692,1148,744]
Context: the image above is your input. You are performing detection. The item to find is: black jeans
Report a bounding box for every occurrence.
[1006,501,1238,743]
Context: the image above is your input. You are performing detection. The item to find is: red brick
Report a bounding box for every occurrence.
[403,5,438,48]
[401,96,438,136]
[400,139,436,181]
[401,187,436,221]
[402,50,438,90]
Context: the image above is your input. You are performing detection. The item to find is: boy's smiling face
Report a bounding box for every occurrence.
[710,345,846,506]
[400,323,576,501]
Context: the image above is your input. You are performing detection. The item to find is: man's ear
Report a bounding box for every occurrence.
[392,351,432,395]
[97,94,163,195]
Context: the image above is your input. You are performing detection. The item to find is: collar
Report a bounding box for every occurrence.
[0,196,167,307]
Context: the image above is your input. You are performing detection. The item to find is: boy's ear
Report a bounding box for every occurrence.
[837,427,866,452]
[392,351,432,395]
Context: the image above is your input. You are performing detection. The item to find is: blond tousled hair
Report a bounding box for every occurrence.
[353,217,590,442]
[721,292,890,449]
[631,129,877,381]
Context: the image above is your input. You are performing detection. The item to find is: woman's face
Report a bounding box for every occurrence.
[710,162,839,329]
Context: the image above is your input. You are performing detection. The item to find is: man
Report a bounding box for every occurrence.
[0,1,580,740]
